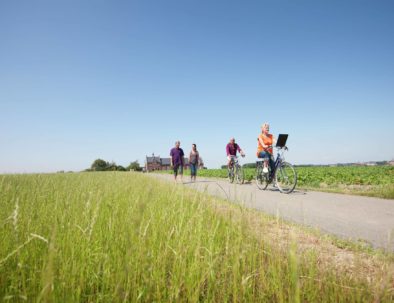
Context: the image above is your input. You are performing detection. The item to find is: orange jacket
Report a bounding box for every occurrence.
[257,133,273,156]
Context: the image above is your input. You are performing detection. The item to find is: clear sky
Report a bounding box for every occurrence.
[1,0,393,173]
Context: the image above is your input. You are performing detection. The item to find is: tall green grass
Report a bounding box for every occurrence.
[0,173,392,302]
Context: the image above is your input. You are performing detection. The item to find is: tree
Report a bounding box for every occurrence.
[243,163,256,169]
[127,161,142,171]
[88,159,142,172]
[91,159,109,171]
[107,161,118,171]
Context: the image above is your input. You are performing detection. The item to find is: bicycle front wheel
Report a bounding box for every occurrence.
[228,167,235,183]
[236,165,244,184]
[256,166,269,190]
[275,162,297,193]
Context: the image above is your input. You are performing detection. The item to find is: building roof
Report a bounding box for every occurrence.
[160,158,171,165]
[146,156,161,164]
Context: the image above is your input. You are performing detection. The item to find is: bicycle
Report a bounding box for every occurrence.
[255,146,297,193]
[227,155,245,184]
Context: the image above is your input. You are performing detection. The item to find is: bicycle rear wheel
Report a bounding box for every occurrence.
[275,162,297,193]
[256,166,269,190]
[236,165,244,184]
[228,167,235,183]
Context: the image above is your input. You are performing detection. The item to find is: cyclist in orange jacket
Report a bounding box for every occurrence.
[257,123,276,173]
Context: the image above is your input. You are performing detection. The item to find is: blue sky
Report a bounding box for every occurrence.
[1,0,393,172]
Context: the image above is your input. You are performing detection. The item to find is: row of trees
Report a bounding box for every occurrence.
[86,159,143,172]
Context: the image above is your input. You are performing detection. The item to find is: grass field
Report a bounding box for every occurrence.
[1,172,393,302]
[175,166,394,199]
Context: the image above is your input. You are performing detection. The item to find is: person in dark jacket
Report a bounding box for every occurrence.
[226,137,245,169]
[170,141,185,183]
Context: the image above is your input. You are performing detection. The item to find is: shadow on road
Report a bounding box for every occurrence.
[258,187,307,195]
[291,190,307,195]
[182,180,215,185]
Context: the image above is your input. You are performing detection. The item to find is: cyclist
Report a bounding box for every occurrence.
[257,123,275,175]
[226,137,245,169]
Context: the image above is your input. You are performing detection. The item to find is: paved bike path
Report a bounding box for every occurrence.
[150,173,394,251]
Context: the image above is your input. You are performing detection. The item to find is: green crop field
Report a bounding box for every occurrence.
[0,172,393,302]
[174,166,394,199]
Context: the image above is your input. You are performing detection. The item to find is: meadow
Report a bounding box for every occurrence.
[180,166,394,199]
[0,172,393,302]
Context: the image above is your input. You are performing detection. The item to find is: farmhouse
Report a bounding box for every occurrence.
[145,153,204,172]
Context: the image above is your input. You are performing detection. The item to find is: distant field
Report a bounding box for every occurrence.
[1,172,393,302]
[173,166,394,199]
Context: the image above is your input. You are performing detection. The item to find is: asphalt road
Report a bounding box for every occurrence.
[150,173,394,251]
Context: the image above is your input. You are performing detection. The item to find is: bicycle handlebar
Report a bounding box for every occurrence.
[266,145,289,151]
[229,154,245,159]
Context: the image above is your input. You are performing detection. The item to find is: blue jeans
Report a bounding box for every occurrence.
[258,151,275,173]
[190,163,198,176]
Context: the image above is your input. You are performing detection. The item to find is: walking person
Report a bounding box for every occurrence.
[189,144,200,182]
[170,141,185,183]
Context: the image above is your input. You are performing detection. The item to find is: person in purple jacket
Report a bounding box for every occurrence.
[170,140,185,183]
[226,137,245,169]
